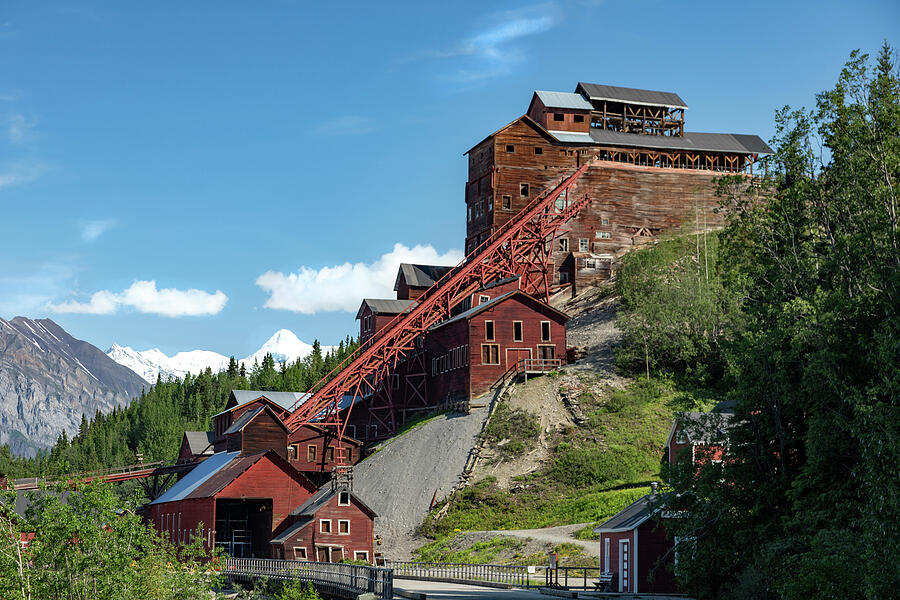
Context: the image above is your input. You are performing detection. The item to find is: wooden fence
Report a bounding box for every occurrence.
[224,558,393,599]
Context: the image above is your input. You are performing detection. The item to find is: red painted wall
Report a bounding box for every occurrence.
[150,498,216,550]
[599,530,636,593]
[288,425,362,473]
[272,494,375,563]
[637,520,678,594]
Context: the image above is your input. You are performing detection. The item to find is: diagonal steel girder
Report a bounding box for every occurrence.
[283,161,595,441]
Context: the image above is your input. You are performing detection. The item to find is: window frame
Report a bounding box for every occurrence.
[501,195,511,210]
[513,320,523,342]
[307,445,317,462]
[558,238,569,252]
[553,113,565,122]
[573,114,585,123]
[320,519,332,534]
[326,446,335,463]
[505,144,515,153]
[481,344,500,365]
[533,146,543,155]
[578,238,589,252]
[484,320,495,341]
[541,321,551,342]
[354,551,369,562]
[338,520,350,535]
[294,546,308,561]
[338,491,350,506]
[520,183,529,197]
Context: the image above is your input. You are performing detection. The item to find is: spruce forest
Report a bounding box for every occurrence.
[0,338,358,480]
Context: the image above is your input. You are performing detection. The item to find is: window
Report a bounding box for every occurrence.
[487,195,493,212]
[467,206,472,222]
[601,218,609,225]
[481,344,500,365]
[676,428,688,444]
[558,238,569,252]
[573,114,585,123]
[326,447,335,462]
[553,113,564,121]
[520,183,529,197]
[320,520,331,533]
[541,321,551,342]
[534,146,543,155]
[355,551,369,562]
[287,445,298,461]
[539,345,555,360]
[307,445,317,462]
[578,238,589,252]
[598,231,611,239]
[338,520,350,535]
[584,259,597,269]
[505,144,515,153]
[294,547,308,560]
[339,491,350,506]
[604,538,610,571]
[479,295,490,304]
[484,320,495,341]
[559,271,570,284]
[502,195,511,210]
[513,321,523,342]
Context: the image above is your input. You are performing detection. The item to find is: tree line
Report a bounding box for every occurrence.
[615,45,898,599]
[0,337,359,480]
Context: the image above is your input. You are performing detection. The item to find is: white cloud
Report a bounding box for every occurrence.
[49,280,228,317]
[7,114,35,144]
[256,243,464,314]
[416,4,559,83]
[0,160,46,190]
[314,115,376,136]
[79,219,117,242]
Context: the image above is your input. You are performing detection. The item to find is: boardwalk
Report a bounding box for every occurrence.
[395,580,547,600]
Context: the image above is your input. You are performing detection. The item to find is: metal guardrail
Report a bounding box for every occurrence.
[224,558,393,599]
[384,560,529,588]
[545,566,614,591]
[518,358,562,373]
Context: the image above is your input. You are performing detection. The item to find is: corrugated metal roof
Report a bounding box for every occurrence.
[188,452,271,498]
[269,517,314,544]
[534,90,593,111]
[223,406,264,435]
[214,391,308,418]
[183,431,214,456]
[150,451,240,505]
[356,298,415,319]
[677,411,733,443]
[576,82,688,109]
[594,494,655,532]
[394,264,454,291]
[545,128,773,154]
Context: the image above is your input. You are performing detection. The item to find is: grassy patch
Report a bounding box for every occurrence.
[480,400,540,461]
[414,534,527,563]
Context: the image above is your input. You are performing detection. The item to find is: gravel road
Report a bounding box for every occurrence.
[483,523,601,556]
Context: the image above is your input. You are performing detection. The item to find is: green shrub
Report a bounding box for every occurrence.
[550,445,649,487]
[481,401,540,460]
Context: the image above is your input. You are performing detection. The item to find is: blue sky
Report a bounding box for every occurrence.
[1,1,897,357]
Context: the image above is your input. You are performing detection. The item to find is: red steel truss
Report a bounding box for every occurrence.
[283,161,595,444]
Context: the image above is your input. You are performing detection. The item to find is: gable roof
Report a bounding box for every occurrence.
[594,493,658,533]
[532,90,593,111]
[182,431,214,456]
[432,290,569,331]
[214,390,308,418]
[151,450,313,505]
[290,485,377,518]
[665,409,734,449]
[464,115,558,155]
[356,298,415,320]
[223,405,290,436]
[576,82,688,110]
[394,263,454,291]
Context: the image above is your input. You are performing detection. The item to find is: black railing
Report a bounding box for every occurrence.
[223,558,393,599]
[545,566,614,591]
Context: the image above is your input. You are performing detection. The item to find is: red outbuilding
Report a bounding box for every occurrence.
[270,482,377,563]
[356,298,415,345]
[665,401,734,465]
[594,487,678,594]
[394,263,453,300]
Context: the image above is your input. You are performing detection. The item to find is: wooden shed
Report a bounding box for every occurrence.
[270,482,377,563]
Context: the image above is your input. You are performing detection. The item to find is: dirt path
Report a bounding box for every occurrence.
[482,523,601,556]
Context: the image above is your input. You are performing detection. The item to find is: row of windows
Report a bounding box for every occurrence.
[319,518,351,534]
[558,232,612,253]
[432,345,469,376]
[288,444,352,463]
[484,320,552,343]
[362,314,374,332]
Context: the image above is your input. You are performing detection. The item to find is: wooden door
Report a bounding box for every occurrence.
[317,547,330,562]
[619,539,630,592]
[505,348,532,370]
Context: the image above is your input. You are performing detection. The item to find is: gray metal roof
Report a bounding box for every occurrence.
[356,298,415,319]
[677,411,733,444]
[533,90,593,111]
[183,431,214,456]
[594,494,656,533]
[214,390,309,417]
[576,82,688,109]
[545,128,772,155]
[269,517,314,544]
[223,406,264,435]
[394,263,454,291]
[289,485,377,518]
[150,451,240,505]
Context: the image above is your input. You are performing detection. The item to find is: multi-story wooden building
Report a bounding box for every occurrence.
[465,83,772,289]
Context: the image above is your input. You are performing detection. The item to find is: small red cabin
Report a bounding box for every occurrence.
[356,299,415,345]
[427,290,568,401]
[665,402,734,465]
[212,390,304,451]
[270,483,377,563]
[526,90,592,133]
[393,263,453,301]
[594,489,678,594]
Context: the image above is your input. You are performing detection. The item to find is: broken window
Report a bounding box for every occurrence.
[534,146,543,155]
[520,183,529,197]
[320,520,331,533]
[553,113,564,121]
[502,195,511,210]
[506,144,515,153]
[307,445,317,462]
[338,520,350,535]
[339,491,350,506]
[558,238,569,252]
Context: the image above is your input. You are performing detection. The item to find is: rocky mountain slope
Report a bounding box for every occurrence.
[0,317,148,456]
[107,329,334,384]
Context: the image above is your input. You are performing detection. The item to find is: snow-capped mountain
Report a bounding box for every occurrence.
[107,329,333,385]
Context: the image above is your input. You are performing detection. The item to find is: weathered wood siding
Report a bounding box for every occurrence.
[226,410,287,459]
[150,498,216,550]
[425,319,470,404]
[288,425,361,473]
[271,495,375,563]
